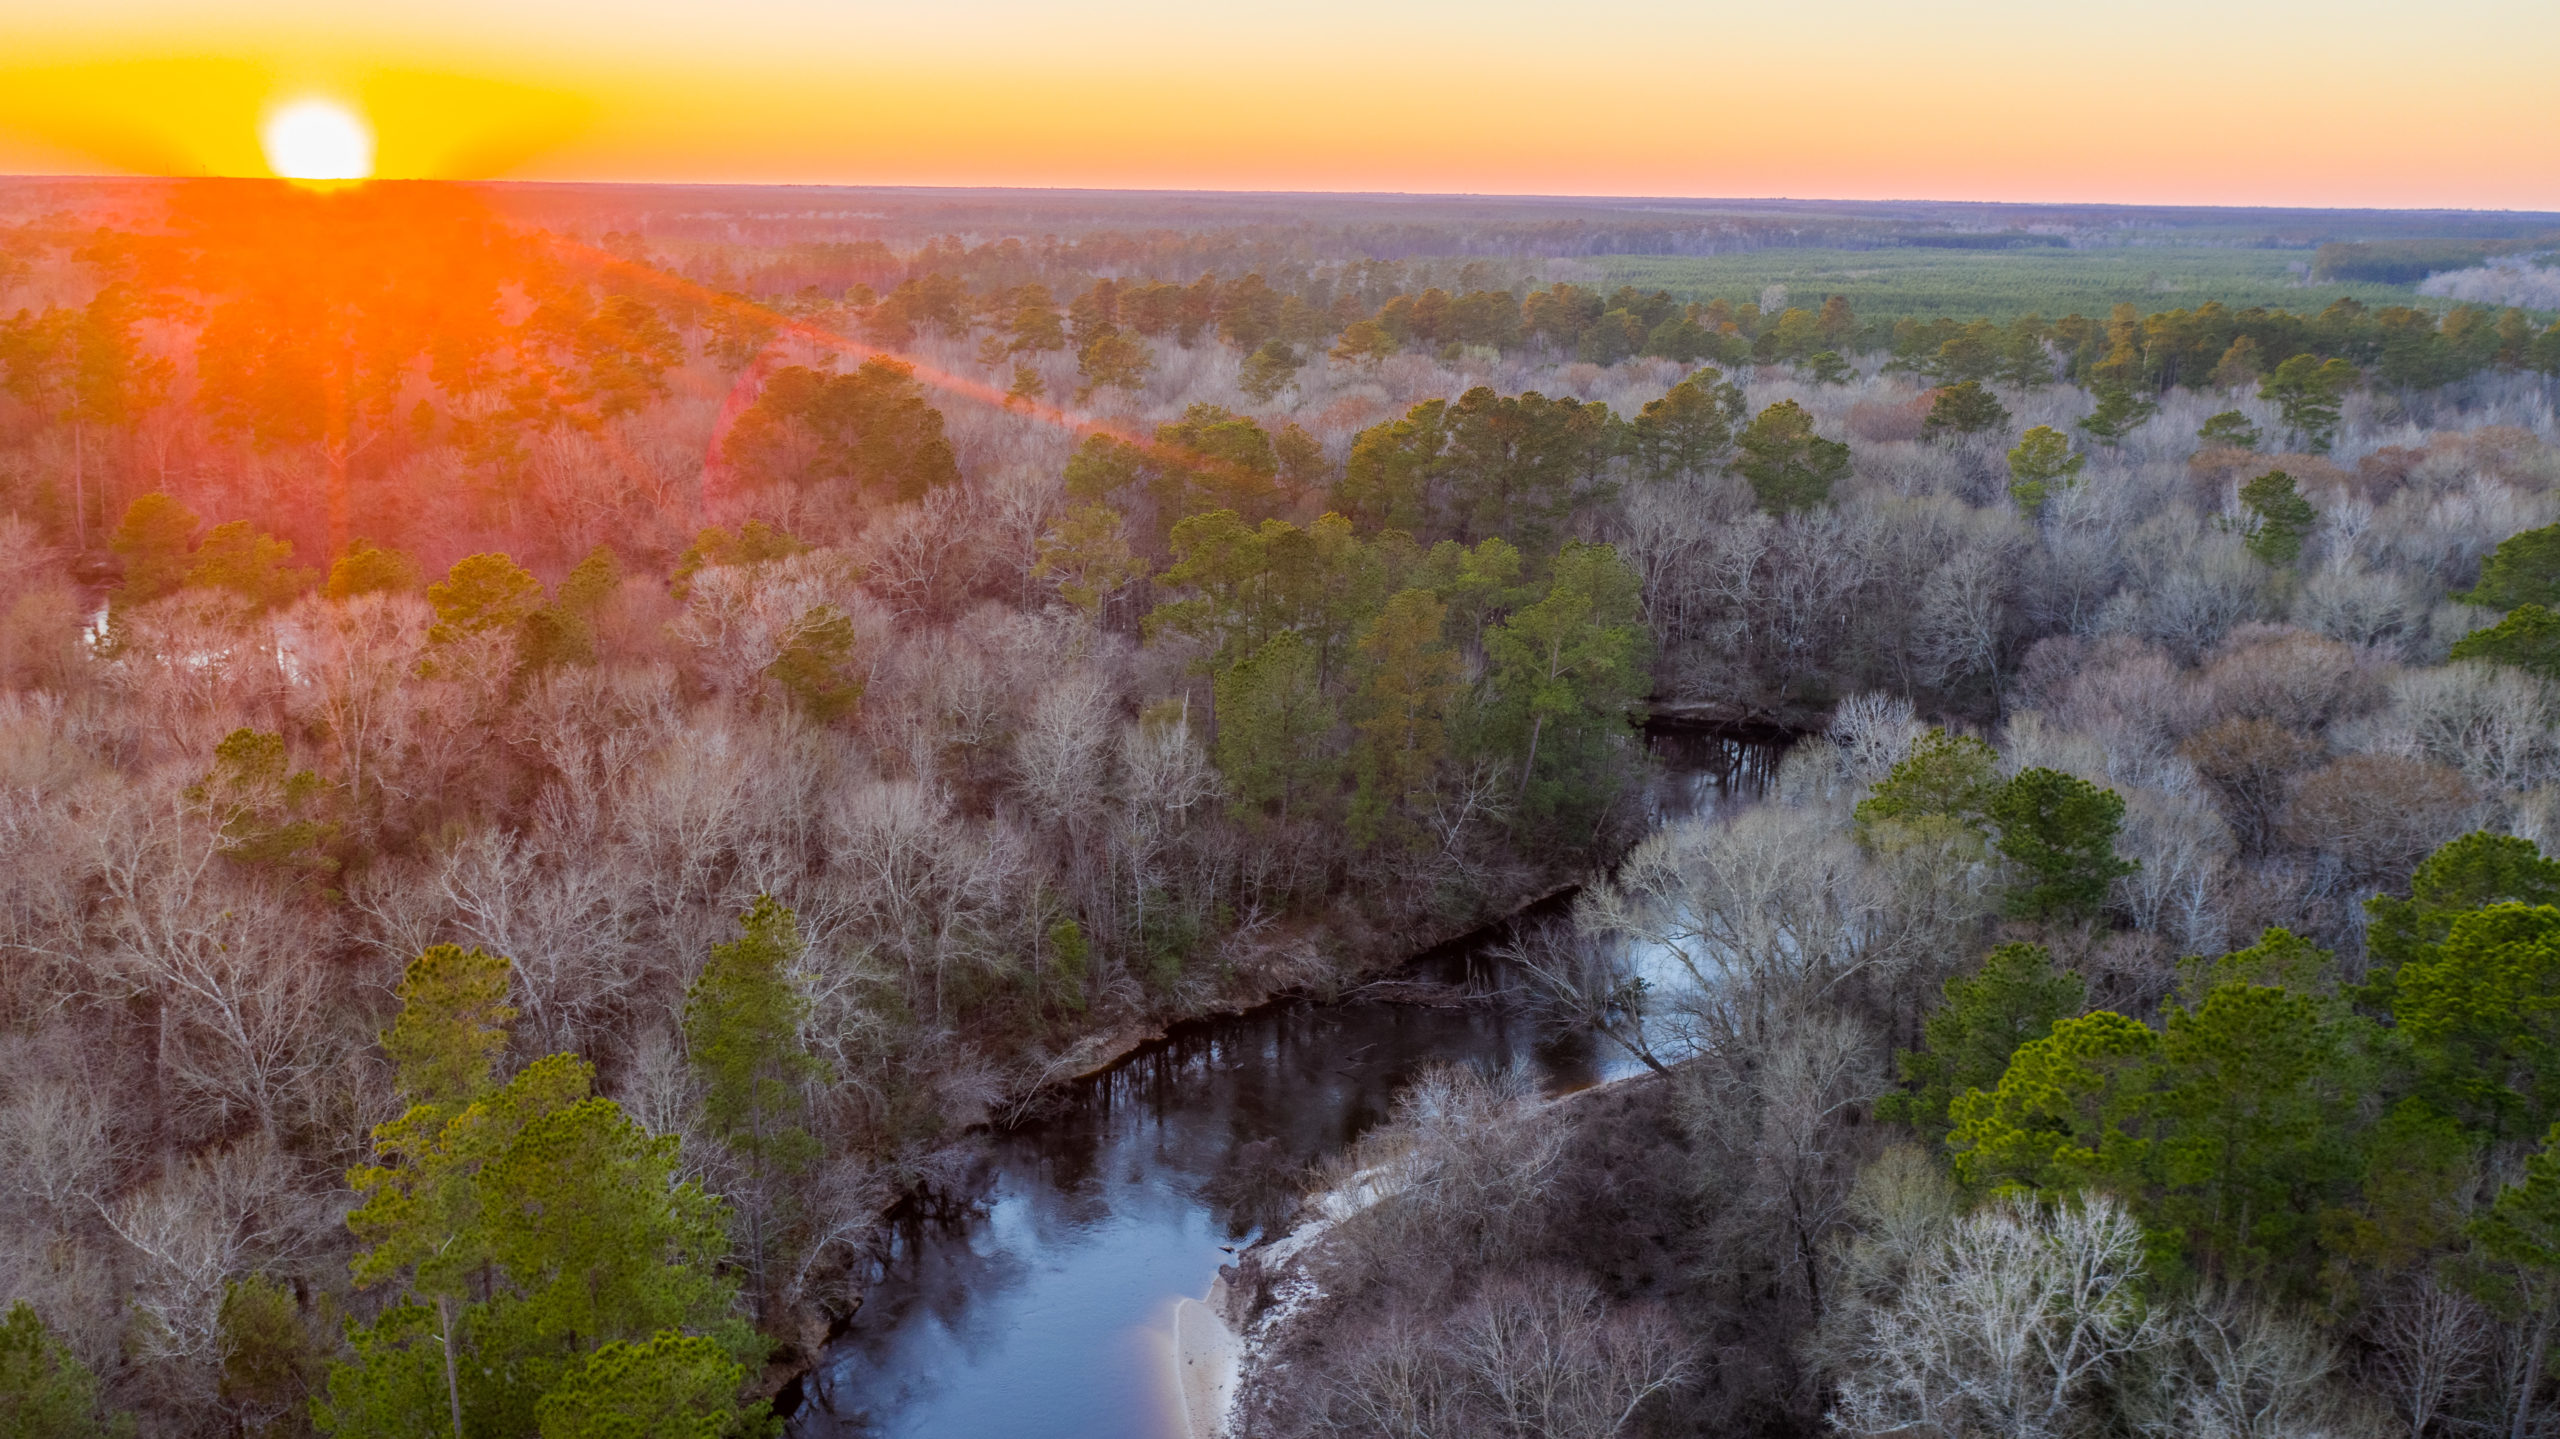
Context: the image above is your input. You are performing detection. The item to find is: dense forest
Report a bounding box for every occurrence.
[1,177,2559,1437]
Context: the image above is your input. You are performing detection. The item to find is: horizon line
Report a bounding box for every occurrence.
[5,172,2559,222]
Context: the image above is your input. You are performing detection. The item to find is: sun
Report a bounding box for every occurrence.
[260,97,373,184]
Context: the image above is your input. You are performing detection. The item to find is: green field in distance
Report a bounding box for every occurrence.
[1577,245,2429,322]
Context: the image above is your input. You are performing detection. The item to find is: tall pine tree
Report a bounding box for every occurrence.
[685,897,824,1321]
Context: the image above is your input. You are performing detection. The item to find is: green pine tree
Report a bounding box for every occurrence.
[1212,630,1338,826]
[1734,400,1850,513]
[684,896,823,1320]
[2077,382,2159,447]
[1484,543,1649,834]
[1854,728,2003,846]
[671,522,804,600]
[533,1333,774,1439]
[381,944,516,1112]
[1629,367,1743,479]
[327,1054,758,1439]
[425,553,545,648]
[0,1301,128,1438]
[2259,354,2358,454]
[185,521,314,612]
[1347,588,1460,854]
[2237,469,2317,566]
[2141,950,2369,1291]
[1951,929,2371,1295]
[2463,523,2560,611]
[523,546,621,670]
[1988,768,2137,921]
[185,728,338,882]
[107,491,199,608]
[1238,340,1301,401]
[325,541,423,600]
[1882,943,2085,1141]
[2005,425,2084,517]
[2451,603,2560,681]
[1801,350,1855,386]
[2388,902,2560,1149]
[1948,1008,2157,1196]
[2197,409,2261,451]
[2365,832,2560,981]
[1921,380,2011,439]
[217,1274,325,1438]
[764,606,863,723]
[2473,1122,2560,1439]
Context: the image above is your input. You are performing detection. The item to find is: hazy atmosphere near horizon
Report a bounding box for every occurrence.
[6,4,2560,1439]
[5,0,2559,205]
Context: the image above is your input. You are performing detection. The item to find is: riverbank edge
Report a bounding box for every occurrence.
[1644,698,1826,739]
[1188,1065,1670,1439]
[766,712,1802,1410]
[1059,879,1580,1085]
[760,876,1581,1406]
[1173,1296,1241,1439]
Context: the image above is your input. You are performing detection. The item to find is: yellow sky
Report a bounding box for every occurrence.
[4,0,2557,208]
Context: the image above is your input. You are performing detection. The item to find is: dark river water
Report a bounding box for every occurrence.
[786,723,1778,1439]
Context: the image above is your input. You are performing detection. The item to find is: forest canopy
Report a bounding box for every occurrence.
[0,177,2558,1439]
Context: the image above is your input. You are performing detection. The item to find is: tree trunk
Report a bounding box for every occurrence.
[2511,1298,2552,1439]
[437,1294,466,1439]
[147,988,171,1169]
[1793,1189,1824,1322]
[1609,1024,1673,1078]
[327,440,352,561]
[747,1085,770,1324]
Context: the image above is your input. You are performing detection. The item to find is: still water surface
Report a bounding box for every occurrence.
[787,725,1778,1439]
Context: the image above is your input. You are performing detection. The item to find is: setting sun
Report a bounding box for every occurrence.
[1,3,2558,1436]
[259,96,371,182]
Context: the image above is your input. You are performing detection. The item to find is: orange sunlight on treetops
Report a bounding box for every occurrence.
[93,174,1212,560]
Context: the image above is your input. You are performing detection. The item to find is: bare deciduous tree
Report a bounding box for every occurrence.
[1685,1012,1880,1322]
[2365,1276,2491,1439]
[2281,753,2481,889]
[2355,660,2559,796]
[1829,1193,2165,1439]
[1914,539,2018,697]
[105,1137,322,1390]
[92,789,341,1142]
[1577,805,1883,1056]
[278,590,430,816]
[1451,1271,1687,1439]
[2137,1289,2372,1439]
[826,778,1013,1021]
[0,1075,126,1231]
[435,825,643,1057]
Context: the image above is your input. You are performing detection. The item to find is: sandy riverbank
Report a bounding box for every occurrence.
[1172,1292,1241,1439]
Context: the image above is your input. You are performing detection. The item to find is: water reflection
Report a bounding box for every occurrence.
[791,999,1612,1439]
[1644,722,1786,824]
[791,724,1785,1439]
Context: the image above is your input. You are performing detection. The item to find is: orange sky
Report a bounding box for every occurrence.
[5,0,2558,209]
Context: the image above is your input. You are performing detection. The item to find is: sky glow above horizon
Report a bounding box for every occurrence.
[3,0,2557,210]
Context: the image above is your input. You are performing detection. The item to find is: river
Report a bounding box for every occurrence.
[784,723,1780,1439]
